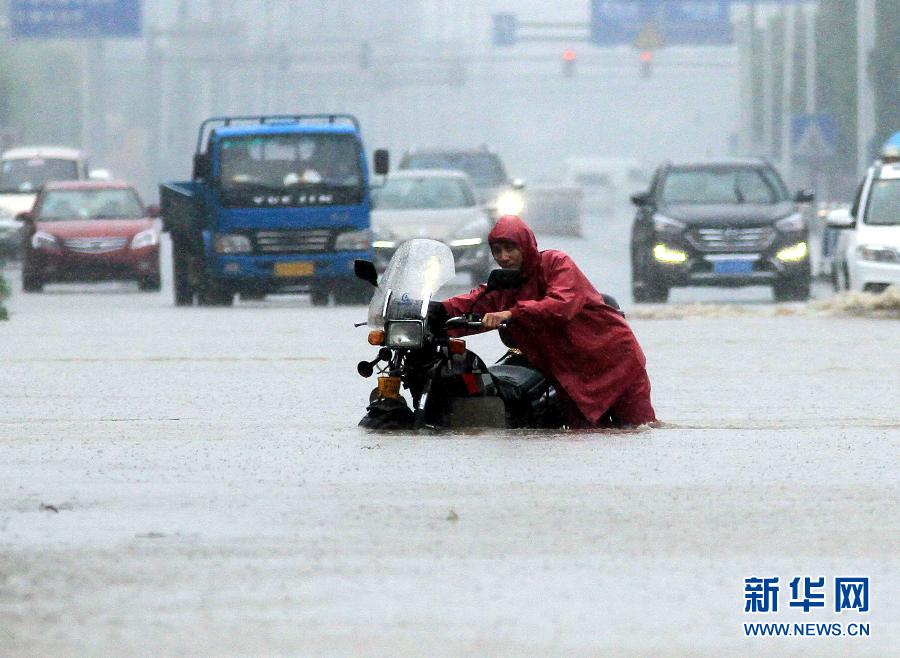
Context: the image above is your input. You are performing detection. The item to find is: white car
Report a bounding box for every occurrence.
[371,169,494,284]
[829,161,900,293]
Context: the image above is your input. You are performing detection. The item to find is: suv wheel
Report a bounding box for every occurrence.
[773,277,810,302]
[632,248,669,303]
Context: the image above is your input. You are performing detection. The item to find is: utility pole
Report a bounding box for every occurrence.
[779,2,796,187]
[856,0,876,176]
[761,21,774,159]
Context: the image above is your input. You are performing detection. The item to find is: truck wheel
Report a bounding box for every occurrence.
[139,276,161,292]
[198,282,234,306]
[310,287,330,306]
[22,273,43,293]
[333,282,371,305]
[172,242,194,306]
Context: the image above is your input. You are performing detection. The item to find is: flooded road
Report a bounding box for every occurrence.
[1,210,898,655]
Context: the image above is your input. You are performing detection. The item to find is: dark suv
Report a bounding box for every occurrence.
[397,146,525,219]
[630,158,813,302]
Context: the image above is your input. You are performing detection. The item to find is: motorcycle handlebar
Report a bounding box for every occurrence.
[445,316,510,330]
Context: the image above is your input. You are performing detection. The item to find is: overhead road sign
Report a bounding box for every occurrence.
[791,114,838,162]
[10,0,142,39]
[590,0,733,47]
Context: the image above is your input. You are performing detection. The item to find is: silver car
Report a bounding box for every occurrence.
[371,169,494,285]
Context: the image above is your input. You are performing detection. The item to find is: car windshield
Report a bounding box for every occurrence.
[37,189,144,220]
[864,180,900,226]
[402,153,506,187]
[367,239,456,328]
[372,177,475,210]
[0,158,79,192]
[661,167,789,205]
[217,133,363,193]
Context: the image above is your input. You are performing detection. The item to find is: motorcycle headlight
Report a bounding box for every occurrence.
[214,233,252,254]
[775,213,806,232]
[335,228,370,251]
[495,190,525,216]
[652,214,686,234]
[449,217,489,247]
[385,320,424,349]
[131,228,159,249]
[856,244,899,263]
[31,230,59,250]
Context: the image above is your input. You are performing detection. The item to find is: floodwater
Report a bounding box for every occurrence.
[1,209,898,655]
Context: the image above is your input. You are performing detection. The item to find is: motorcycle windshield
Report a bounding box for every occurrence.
[368,238,456,328]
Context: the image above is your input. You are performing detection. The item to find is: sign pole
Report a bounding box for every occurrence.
[779,2,795,188]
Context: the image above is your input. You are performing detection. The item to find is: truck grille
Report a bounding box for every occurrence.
[254,229,332,253]
[687,227,775,252]
[64,237,129,253]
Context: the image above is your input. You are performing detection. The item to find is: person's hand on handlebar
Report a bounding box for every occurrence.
[482,310,512,329]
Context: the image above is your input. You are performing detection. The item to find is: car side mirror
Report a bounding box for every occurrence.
[825,207,854,229]
[16,211,33,222]
[486,268,522,291]
[192,153,211,180]
[373,149,389,176]
[146,204,161,218]
[630,191,652,206]
[354,259,378,287]
[511,178,526,190]
[794,189,815,204]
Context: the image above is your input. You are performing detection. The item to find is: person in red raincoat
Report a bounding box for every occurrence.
[441,215,657,428]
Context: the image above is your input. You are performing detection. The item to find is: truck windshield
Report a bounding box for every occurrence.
[0,158,80,192]
[217,133,363,197]
[661,167,789,205]
[864,180,900,226]
[402,153,506,187]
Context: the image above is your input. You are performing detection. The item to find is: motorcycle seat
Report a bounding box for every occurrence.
[488,364,547,402]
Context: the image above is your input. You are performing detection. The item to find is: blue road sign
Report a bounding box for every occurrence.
[10,0,142,39]
[590,0,733,47]
[492,13,517,47]
[791,114,838,161]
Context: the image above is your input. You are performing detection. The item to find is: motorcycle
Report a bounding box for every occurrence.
[353,238,623,431]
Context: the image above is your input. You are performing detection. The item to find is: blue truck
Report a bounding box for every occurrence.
[160,114,388,305]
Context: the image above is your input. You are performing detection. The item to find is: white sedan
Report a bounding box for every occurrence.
[371,169,494,284]
[829,161,900,293]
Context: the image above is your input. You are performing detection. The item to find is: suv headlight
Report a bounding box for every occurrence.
[131,228,159,249]
[335,228,370,251]
[214,233,252,254]
[856,245,899,263]
[385,320,424,349]
[775,213,806,232]
[449,217,490,247]
[495,190,525,216]
[652,214,686,233]
[31,230,59,250]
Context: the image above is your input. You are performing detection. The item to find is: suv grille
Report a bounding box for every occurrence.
[687,227,775,252]
[254,229,332,253]
[64,237,129,253]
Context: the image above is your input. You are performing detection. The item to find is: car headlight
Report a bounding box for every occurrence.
[131,228,159,249]
[652,214,686,233]
[449,217,489,248]
[214,233,252,254]
[776,241,809,262]
[31,230,59,250]
[775,213,806,232]
[495,190,525,216]
[856,244,899,263]
[334,228,370,251]
[652,243,688,263]
[385,320,424,349]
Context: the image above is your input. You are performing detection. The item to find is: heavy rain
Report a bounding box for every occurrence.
[1,1,898,655]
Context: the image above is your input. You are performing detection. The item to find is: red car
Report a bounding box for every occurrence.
[19,181,161,292]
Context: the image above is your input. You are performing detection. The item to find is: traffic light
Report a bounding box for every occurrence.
[640,50,653,79]
[562,49,576,78]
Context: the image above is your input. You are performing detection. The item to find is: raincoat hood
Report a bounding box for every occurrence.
[488,215,540,277]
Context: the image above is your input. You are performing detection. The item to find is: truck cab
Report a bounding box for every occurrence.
[161,115,388,306]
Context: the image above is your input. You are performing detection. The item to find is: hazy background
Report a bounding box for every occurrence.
[1,1,898,202]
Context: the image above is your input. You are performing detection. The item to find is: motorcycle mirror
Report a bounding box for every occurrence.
[357,360,375,378]
[354,260,378,287]
[486,268,522,291]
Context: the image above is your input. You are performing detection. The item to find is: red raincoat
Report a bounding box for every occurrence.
[442,215,656,427]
